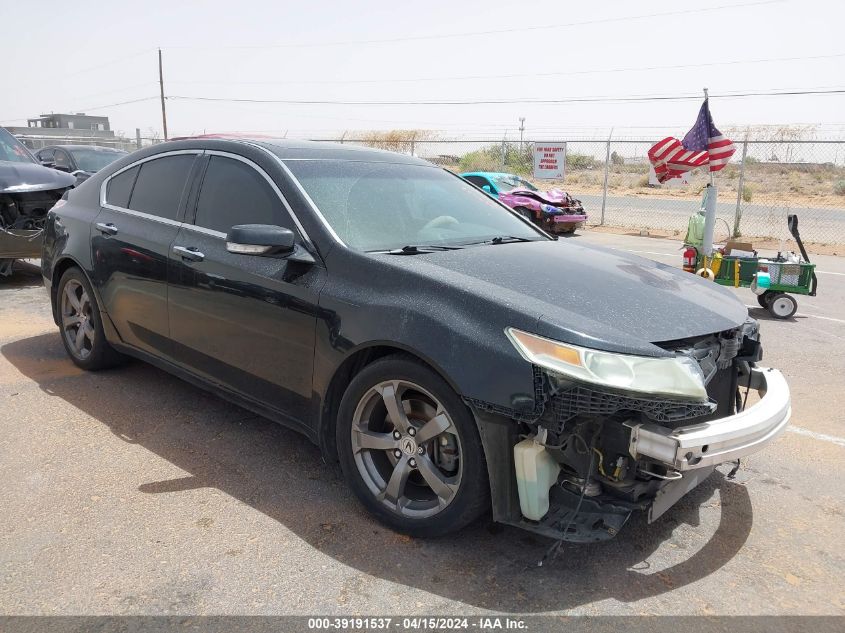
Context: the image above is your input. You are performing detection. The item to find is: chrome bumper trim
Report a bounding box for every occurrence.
[628,367,790,471]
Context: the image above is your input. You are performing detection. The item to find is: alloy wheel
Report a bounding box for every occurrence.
[61,279,95,359]
[350,379,462,519]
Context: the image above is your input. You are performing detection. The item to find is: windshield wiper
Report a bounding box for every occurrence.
[377,244,465,255]
[462,236,537,246]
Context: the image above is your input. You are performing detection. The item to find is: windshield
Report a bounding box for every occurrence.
[492,175,538,193]
[284,160,547,252]
[70,148,126,172]
[0,128,36,164]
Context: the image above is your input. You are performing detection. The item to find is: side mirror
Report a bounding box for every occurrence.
[226,224,295,256]
[481,184,493,194]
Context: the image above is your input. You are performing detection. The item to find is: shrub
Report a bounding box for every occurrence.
[742,184,753,202]
[458,143,533,175]
[834,180,845,196]
[610,151,624,166]
[637,174,650,187]
[566,152,596,170]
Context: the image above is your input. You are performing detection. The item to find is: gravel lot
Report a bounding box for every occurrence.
[1,232,844,617]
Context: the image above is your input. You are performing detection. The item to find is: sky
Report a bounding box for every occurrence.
[2,0,844,140]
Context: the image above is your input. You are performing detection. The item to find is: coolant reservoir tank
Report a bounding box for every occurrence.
[514,433,561,521]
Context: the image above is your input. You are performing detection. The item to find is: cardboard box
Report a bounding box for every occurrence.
[724,241,755,258]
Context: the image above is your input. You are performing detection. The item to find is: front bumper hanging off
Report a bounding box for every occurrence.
[626,367,791,471]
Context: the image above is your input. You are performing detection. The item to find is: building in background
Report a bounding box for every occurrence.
[6,113,138,152]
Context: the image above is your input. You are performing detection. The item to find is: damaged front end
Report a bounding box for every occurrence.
[469,319,790,543]
[0,163,75,275]
[0,128,76,275]
[504,188,587,233]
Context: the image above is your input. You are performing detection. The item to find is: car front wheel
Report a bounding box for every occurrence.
[336,356,489,537]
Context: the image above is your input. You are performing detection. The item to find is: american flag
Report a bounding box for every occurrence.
[648,100,735,183]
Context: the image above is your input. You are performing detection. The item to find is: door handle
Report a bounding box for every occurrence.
[172,245,205,262]
[95,222,118,236]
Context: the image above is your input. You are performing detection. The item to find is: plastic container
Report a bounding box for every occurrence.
[514,434,561,521]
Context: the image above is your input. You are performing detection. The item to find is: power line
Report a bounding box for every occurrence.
[69,96,160,112]
[62,49,154,78]
[167,51,845,87]
[168,87,845,107]
[162,1,784,49]
[0,96,159,125]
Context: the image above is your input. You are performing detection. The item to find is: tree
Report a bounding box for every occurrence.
[610,151,624,166]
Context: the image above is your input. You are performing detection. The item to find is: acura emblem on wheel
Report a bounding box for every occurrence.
[402,437,418,456]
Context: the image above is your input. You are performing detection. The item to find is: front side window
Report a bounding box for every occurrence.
[128,154,196,221]
[194,156,290,234]
[284,160,545,252]
[53,150,72,170]
[463,175,491,189]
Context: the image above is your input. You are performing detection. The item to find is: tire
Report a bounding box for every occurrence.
[767,293,798,319]
[336,355,490,537]
[56,267,125,370]
[756,290,775,308]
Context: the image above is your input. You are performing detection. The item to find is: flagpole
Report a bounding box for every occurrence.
[701,87,717,257]
[704,87,715,187]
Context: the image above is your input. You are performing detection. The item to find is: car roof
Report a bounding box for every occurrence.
[157,136,433,166]
[38,145,126,153]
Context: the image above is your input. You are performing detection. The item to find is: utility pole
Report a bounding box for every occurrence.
[158,48,168,141]
[518,117,525,151]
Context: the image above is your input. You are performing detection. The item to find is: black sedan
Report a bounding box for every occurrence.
[35,144,126,184]
[41,138,791,542]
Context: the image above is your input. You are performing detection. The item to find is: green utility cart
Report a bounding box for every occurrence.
[697,215,818,319]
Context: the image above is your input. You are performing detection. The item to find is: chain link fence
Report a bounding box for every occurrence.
[15,130,845,246]
[332,136,845,247]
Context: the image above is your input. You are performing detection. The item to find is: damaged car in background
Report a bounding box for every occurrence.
[461,171,587,234]
[41,138,790,543]
[1,127,75,276]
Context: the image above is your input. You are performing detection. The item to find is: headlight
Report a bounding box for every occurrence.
[540,203,558,214]
[506,328,708,401]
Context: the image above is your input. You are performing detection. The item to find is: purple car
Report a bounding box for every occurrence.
[461,172,587,234]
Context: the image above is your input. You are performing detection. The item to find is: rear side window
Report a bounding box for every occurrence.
[128,154,196,221]
[194,156,291,234]
[106,166,139,208]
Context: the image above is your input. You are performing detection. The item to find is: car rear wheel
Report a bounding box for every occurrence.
[336,356,489,537]
[57,267,124,370]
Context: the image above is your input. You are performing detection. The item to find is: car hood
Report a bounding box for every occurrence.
[376,239,748,357]
[0,160,76,194]
[505,188,572,204]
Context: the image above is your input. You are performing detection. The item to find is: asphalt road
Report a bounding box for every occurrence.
[0,239,843,617]
[579,193,845,244]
